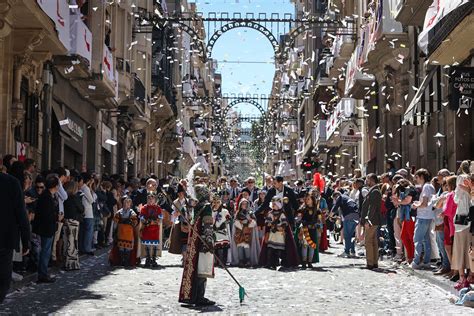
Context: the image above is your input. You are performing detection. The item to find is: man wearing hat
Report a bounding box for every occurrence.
[139,191,163,267]
[179,184,216,306]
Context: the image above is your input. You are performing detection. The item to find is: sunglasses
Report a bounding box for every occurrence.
[36,186,45,189]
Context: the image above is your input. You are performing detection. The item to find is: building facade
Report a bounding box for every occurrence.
[273,0,473,178]
[0,0,223,180]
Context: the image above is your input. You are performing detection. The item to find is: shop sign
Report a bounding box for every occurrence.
[339,121,362,146]
[450,67,474,110]
[67,118,84,139]
[64,108,85,153]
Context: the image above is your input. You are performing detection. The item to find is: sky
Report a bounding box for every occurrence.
[189,0,295,117]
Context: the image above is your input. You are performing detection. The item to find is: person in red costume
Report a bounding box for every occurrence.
[313,171,325,193]
[139,192,163,268]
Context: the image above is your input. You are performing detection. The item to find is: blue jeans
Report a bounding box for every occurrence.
[81,218,94,253]
[38,236,53,278]
[414,218,432,265]
[343,219,358,255]
[436,230,450,269]
[301,244,315,262]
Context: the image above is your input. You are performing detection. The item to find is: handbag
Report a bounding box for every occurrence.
[197,252,214,278]
[455,214,470,226]
[470,205,474,234]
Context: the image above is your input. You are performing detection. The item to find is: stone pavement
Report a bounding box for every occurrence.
[1,245,469,314]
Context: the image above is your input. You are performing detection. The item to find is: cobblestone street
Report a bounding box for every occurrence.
[2,245,467,314]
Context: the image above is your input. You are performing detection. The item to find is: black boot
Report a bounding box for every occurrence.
[144,257,152,268]
[151,257,158,268]
[301,262,307,270]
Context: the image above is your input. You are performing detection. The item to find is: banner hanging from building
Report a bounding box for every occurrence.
[37,0,71,50]
[418,0,468,53]
[70,14,92,65]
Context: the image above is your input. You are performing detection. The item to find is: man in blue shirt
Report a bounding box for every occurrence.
[330,190,359,258]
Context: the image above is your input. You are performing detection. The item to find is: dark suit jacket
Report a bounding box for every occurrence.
[0,173,30,251]
[360,186,382,226]
[228,186,241,200]
[33,190,58,237]
[256,185,299,226]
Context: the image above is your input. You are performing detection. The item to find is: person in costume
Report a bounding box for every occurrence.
[254,190,268,243]
[139,192,163,268]
[109,197,138,267]
[315,187,330,252]
[264,197,288,269]
[259,198,300,270]
[179,184,216,306]
[231,199,259,267]
[169,184,193,262]
[295,191,323,269]
[211,196,231,265]
[220,190,233,217]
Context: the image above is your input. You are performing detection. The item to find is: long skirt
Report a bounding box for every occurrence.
[319,223,329,252]
[63,219,80,270]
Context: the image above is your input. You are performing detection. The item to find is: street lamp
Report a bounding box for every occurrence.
[434,132,445,169]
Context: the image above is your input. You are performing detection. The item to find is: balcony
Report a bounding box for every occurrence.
[116,57,132,101]
[427,2,474,65]
[345,49,375,99]
[327,31,355,79]
[79,44,116,108]
[362,0,409,76]
[53,14,92,80]
[313,66,335,103]
[122,75,149,131]
[326,98,355,145]
[182,136,197,162]
[389,0,432,26]
[313,120,328,147]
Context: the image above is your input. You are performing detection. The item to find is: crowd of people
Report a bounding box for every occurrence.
[1,153,474,306]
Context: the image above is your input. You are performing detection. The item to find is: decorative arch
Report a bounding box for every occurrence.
[277,24,311,61]
[221,98,267,118]
[174,21,206,59]
[206,21,279,59]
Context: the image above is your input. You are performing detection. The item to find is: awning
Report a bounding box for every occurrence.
[51,102,74,140]
[402,66,440,126]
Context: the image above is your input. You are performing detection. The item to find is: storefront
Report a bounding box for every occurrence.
[50,101,87,171]
[51,69,98,172]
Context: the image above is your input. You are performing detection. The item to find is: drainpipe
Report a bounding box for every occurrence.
[41,62,54,170]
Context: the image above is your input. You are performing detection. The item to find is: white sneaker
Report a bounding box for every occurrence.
[11,271,23,282]
[421,263,432,270]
